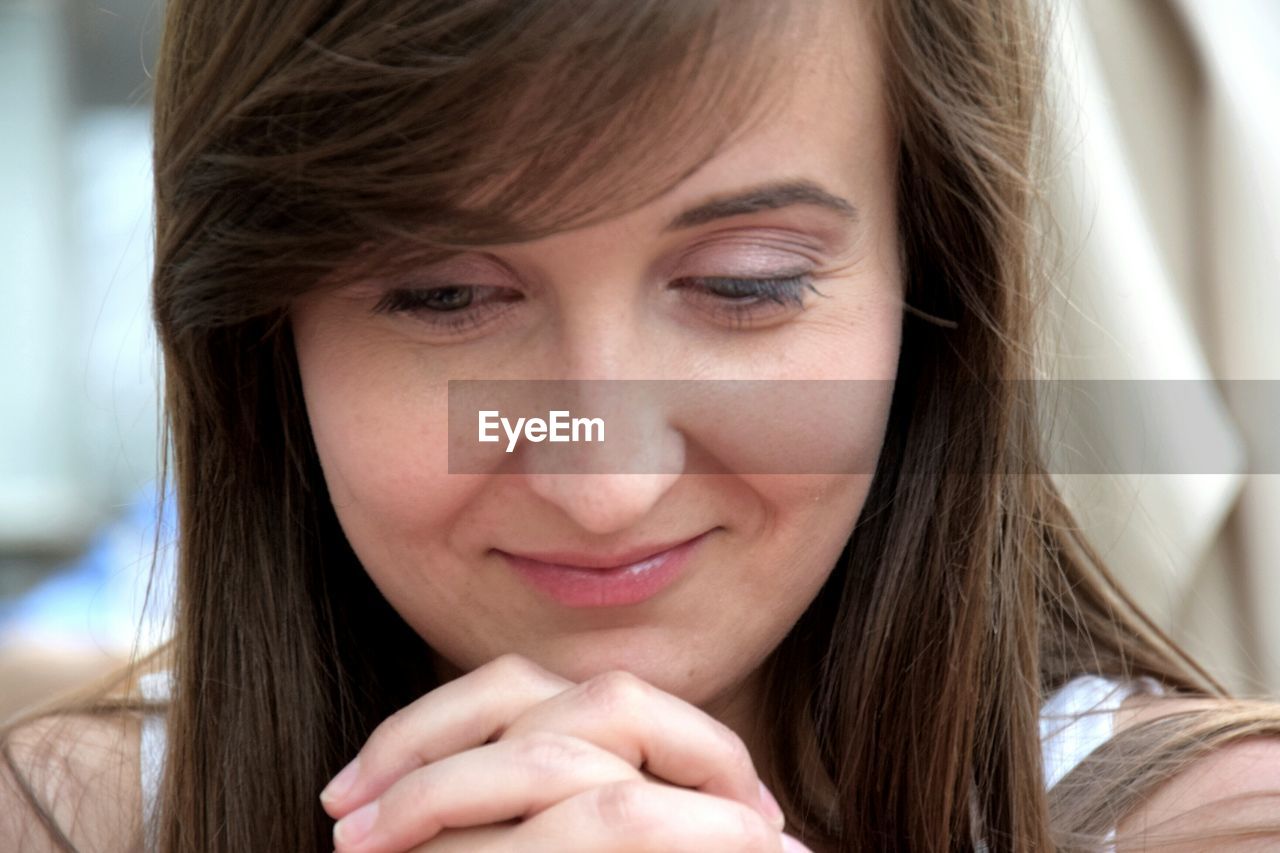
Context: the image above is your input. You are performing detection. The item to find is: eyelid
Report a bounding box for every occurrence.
[417,253,522,283]
[661,228,834,274]
[380,232,826,294]
[663,234,822,293]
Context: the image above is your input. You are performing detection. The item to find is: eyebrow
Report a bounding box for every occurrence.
[663,180,859,232]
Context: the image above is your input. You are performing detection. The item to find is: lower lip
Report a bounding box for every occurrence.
[500,533,709,608]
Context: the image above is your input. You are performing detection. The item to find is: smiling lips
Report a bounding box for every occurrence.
[496,530,712,608]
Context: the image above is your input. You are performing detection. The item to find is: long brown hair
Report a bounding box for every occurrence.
[6,0,1280,850]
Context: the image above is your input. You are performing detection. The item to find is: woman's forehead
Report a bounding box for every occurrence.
[445,0,885,242]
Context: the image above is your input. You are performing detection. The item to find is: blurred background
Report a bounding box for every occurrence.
[1,0,170,718]
[0,0,1276,722]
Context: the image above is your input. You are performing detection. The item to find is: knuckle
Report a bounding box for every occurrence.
[581,670,649,715]
[515,731,593,777]
[489,652,537,684]
[402,764,444,807]
[371,706,439,770]
[487,652,562,693]
[589,780,656,831]
[367,708,411,756]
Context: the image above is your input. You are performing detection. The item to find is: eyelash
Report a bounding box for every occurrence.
[371,275,827,333]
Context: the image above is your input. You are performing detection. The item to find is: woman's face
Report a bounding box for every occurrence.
[291,0,901,727]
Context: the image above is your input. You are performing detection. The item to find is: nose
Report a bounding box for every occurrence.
[519,306,685,536]
[522,466,684,536]
[518,385,686,536]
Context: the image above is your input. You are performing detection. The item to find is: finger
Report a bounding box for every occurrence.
[405,823,513,853]
[486,780,808,852]
[414,824,814,850]
[332,732,643,853]
[321,653,575,818]
[500,669,780,827]
[409,824,814,850]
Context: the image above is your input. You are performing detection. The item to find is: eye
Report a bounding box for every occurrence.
[371,284,522,333]
[672,275,827,328]
[370,274,828,336]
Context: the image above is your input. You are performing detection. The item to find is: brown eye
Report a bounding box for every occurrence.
[371,285,522,334]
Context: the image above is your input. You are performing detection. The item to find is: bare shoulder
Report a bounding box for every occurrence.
[0,709,143,852]
[1113,693,1280,851]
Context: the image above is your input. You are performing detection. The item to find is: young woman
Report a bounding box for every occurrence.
[4,0,1280,850]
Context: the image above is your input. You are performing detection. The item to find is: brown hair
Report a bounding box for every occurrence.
[5,0,1280,850]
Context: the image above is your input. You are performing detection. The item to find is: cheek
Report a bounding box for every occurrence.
[710,302,898,596]
[293,313,472,567]
[740,473,873,595]
[682,290,901,477]
[722,371,891,596]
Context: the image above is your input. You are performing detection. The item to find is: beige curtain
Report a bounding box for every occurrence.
[1044,0,1280,695]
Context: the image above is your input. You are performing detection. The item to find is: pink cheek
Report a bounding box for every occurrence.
[688,379,892,477]
[309,404,455,534]
[344,450,464,536]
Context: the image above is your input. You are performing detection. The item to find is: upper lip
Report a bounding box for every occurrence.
[496,530,711,570]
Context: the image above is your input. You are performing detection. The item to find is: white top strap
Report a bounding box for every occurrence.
[1039,673,1164,791]
[1039,673,1165,850]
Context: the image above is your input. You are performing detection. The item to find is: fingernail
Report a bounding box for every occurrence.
[321,758,360,807]
[333,800,378,847]
[781,834,815,853]
[758,780,785,830]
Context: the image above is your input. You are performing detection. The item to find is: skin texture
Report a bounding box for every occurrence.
[1112,696,1280,851]
[292,0,900,790]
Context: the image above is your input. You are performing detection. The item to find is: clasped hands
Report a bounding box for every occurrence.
[321,653,815,852]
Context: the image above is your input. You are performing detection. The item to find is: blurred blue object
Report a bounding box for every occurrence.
[0,479,176,655]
